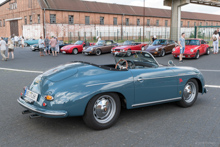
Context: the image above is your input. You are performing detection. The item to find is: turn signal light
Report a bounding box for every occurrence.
[45,95,54,101]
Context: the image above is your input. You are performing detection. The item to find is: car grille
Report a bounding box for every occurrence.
[115,49,122,51]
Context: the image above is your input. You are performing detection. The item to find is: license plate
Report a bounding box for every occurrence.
[25,89,38,101]
[62,51,66,54]
[178,55,185,58]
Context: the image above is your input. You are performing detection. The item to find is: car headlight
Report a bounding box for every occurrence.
[155,48,159,51]
[111,49,114,52]
[190,49,194,52]
[91,48,94,51]
[172,48,175,52]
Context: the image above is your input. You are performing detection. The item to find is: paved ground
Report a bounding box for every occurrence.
[0,47,220,147]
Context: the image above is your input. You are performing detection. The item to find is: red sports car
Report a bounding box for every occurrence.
[111,40,148,56]
[172,39,210,59]
[60,40,95,55]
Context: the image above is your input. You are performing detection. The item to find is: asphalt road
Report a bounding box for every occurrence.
[0,47,220,147]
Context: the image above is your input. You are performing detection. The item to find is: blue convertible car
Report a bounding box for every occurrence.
[18,51,207,130]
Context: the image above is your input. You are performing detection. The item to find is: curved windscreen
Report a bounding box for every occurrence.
[95,40,105,46]
[114,51,159,68]
[123,41,134,45]
[74,40,84,45]
[185,40,200,45]
[153,39,167,45]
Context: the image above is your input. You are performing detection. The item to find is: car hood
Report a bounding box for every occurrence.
[62,44,81,49]
[185,45,199,50]
[85,45,102,51]
[146,45,163,51]
[113,45,129,49]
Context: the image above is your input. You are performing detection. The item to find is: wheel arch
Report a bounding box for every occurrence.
[191,78,203,93]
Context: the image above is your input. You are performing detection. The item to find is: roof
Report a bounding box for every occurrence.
[37,0,220,21]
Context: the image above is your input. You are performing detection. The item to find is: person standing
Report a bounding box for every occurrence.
[44,36,50,55]
[38,36,45,56]
[152,35,157,42]
[212,30,219,54]
[55,38,60,55]
[97,36,101,42]
[7,37,15,59]
[21,36,25,48]
[49,36,57,56]
[0,37,7,61]
[14,35,19,47]
[178,33,185,63]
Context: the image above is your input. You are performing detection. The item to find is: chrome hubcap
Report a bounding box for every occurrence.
[93,95,116,124]
[74,49,78,54]
[127,51,131,56]
[183,82,196,103]
[96,50,101,55]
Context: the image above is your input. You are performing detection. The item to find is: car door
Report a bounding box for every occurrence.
[200,40,206,54]
[130,67,178,105]
[103,40,113,53]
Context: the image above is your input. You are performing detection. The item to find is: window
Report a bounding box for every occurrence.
[211,22,213,26]
[29,15,32,24]
[50,14,56,24]
[194,22,196,26]
[85,16,90,25]
[147,19,150,26]
[69,15,74,24]
[137,19,140,26]
[187,21,190,27]
[24,16,27,25]
[100,17,104,25]
[165,20,168,27]
[217,23,218,26]
[200,22,202,26]
[156,20,159,26]
[113,17,117,25]
[181,21,183,27]
[3,19,5,27]
[0,20,2,27]
[9,2,17,10]
[126,18,129,26]
[37,14,40,24]
[206,22,208,26]
[28,0,32,8]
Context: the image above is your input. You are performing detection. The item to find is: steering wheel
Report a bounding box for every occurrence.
[115,59,128,70]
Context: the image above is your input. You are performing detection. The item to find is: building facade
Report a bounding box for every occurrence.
[0,0,220,41]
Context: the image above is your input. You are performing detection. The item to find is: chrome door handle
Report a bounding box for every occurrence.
[137,78,144,83]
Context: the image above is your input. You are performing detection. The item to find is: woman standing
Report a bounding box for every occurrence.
[212,30,219,54]
[55,38,59,55]
[21,36,25,48]
[7,37,15,59]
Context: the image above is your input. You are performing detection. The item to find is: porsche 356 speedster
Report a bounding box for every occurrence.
[18,51,207,130]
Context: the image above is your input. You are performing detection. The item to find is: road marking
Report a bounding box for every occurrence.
[205,85,220,88]
[199,69,220,72]
[0,67,43,74]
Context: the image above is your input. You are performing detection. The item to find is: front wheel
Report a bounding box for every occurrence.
[83,93,121,130]
[127,49,132,56]
[177,79,198,108]
[72,48,78,55]
[24,43,28,47]
[195,51,200,59]
[206,47,210,55]
[96,49,102,56]
[160,49,165,57]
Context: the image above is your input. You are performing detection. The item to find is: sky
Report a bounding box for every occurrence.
[0,0,220,15]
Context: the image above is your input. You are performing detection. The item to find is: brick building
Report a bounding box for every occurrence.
[0,0,220,41]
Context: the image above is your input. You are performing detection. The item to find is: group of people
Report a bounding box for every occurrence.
[0,35,25,61]
[38,36,60,57]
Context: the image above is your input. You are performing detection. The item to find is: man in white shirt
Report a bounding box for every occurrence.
[0,37,7,61]
[14,35,19,47]
[38,36,45,56]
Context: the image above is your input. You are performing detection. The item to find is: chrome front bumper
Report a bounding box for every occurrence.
[17,97,68,117]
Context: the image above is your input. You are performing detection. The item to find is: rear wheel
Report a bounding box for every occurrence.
[96,49,102,56]
[177,79,198,108]
[195,51,200,59]
[24,43,28,47]
[83,93,121,130]
[206,47,210,55]
[72,48,78,55]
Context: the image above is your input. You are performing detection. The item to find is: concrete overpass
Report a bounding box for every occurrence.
[164,0,220,41]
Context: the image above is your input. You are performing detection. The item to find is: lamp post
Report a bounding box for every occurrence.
[143,0,145,43]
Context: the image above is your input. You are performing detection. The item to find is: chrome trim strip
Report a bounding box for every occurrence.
[141,74,197,80]
[86,80,133,87]
[132,97,181,107]
[17,98,67,116]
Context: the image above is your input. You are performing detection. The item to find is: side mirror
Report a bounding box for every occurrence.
[168,60,175,66]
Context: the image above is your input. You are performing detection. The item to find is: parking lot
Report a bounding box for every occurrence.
[0,47,220,147]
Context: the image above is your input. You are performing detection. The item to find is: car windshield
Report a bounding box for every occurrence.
[185,40,200,45]
[114,51,159,68]
[74,41,84,45]
[153,39,167,45]
[123,41,134,45]
[95,40,105,46]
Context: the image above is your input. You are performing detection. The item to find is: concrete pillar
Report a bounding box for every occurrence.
[164,0,189,41]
